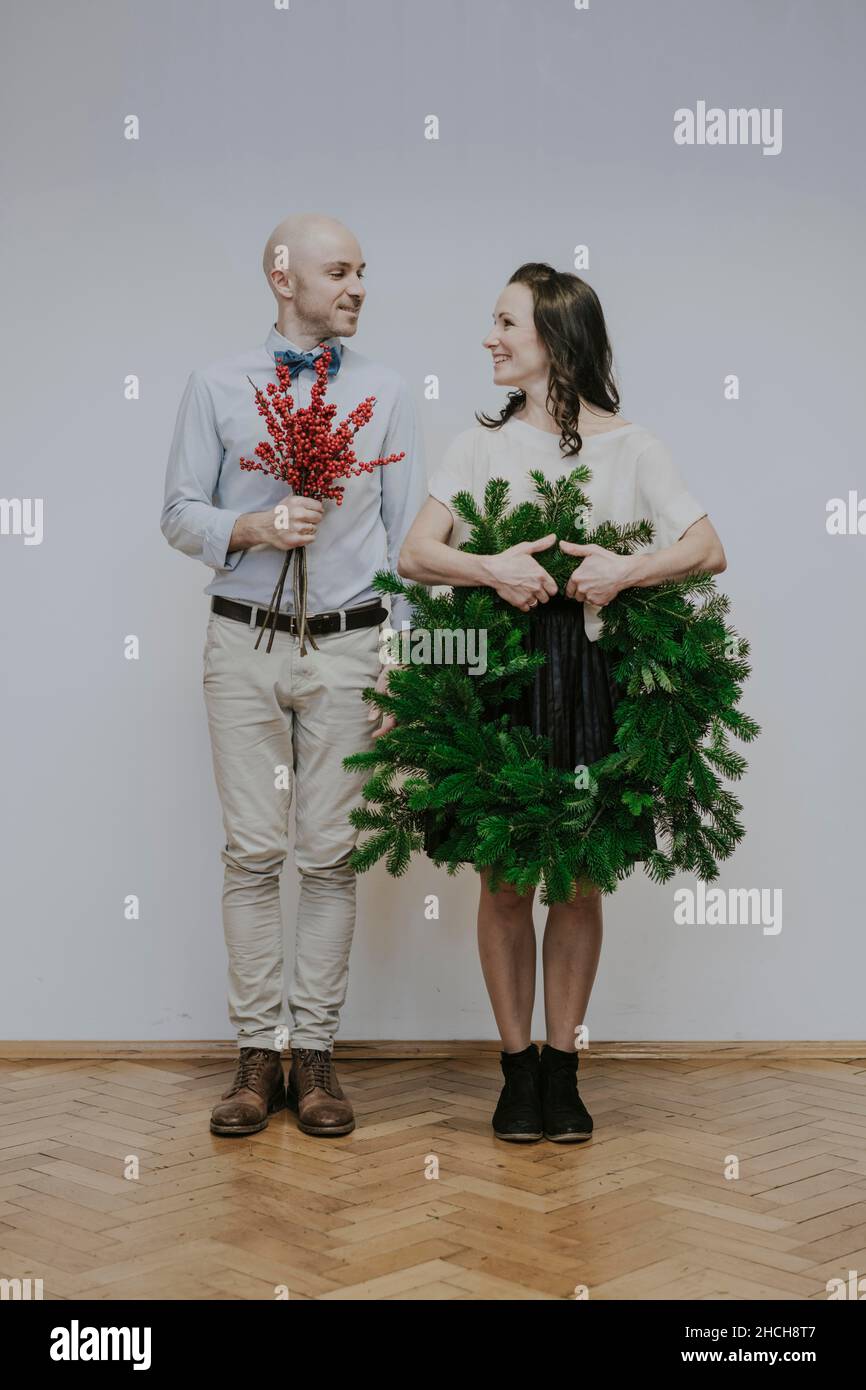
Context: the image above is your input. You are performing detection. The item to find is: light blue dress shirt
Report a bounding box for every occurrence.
[161,324,428,629]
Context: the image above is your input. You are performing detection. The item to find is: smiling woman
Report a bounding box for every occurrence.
[393,260,731,1145]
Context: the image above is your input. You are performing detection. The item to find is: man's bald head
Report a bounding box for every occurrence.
[262,214,362,296]
[261,213,366,346]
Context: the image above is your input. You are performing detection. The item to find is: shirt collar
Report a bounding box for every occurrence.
[264,323,343,359]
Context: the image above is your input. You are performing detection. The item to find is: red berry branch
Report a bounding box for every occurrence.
[239,345,405,655]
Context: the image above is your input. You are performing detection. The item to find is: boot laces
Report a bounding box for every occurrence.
[296,1048,334,1094]
[227,1048,271,1097]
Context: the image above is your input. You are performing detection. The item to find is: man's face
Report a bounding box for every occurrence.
[290,232,366,339]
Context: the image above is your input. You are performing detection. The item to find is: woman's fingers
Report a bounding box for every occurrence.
[523,532,558,553]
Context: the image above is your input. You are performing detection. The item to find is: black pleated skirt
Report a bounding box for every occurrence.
[421,595,656,863]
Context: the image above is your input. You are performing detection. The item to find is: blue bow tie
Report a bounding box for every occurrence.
[273,342,342,379]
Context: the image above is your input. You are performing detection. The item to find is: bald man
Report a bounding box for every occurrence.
[161,214,427,1138]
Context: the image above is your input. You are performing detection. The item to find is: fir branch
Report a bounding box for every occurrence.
[344,464,760,902]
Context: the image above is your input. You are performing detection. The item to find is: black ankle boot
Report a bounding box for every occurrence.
[492,1043,543,1142]
[540,1044,593,1143]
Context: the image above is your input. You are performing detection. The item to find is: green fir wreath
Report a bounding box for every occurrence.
[343,462,760,904]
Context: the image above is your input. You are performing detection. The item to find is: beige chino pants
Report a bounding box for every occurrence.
[202,606,383,1053]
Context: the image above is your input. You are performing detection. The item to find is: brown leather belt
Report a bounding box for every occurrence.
[211,595,388,636]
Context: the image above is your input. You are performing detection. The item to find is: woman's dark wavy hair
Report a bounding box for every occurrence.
[476,262,621,457]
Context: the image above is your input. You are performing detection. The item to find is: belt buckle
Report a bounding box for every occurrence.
[248,604,259,630]
[337,608,347,633]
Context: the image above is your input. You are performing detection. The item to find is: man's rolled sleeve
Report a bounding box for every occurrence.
[201,505,244,571]
[161,369,244,574]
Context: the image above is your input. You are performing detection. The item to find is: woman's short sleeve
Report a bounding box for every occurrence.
[635,436,708,549]
[427,428,478,526]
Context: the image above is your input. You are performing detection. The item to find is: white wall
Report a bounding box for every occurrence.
[2,0,863,1041]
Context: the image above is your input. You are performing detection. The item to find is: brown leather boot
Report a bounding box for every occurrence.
[287,1048,355,1137]
[210,1047,286,1136]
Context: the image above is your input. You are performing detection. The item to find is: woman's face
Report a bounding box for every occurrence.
[483,282,549,392]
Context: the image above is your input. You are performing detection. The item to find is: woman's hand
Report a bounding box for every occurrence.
[558,540,635,606]
[561,519,727,603]
[484,534,560,611]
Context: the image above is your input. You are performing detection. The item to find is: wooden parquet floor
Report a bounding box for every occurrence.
[2,1055,866,1301]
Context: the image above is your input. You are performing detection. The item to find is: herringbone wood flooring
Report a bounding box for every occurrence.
[2,1054,866,1301]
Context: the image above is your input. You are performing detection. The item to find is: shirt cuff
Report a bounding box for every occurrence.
[203,508,244,571]
[427,482,459,523]
[663,497,708,547]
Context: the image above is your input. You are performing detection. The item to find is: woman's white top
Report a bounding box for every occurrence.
[426,415,708,642]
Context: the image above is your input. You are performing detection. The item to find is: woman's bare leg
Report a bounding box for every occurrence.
[542,878,603,1051]
[476,869,537,1052]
